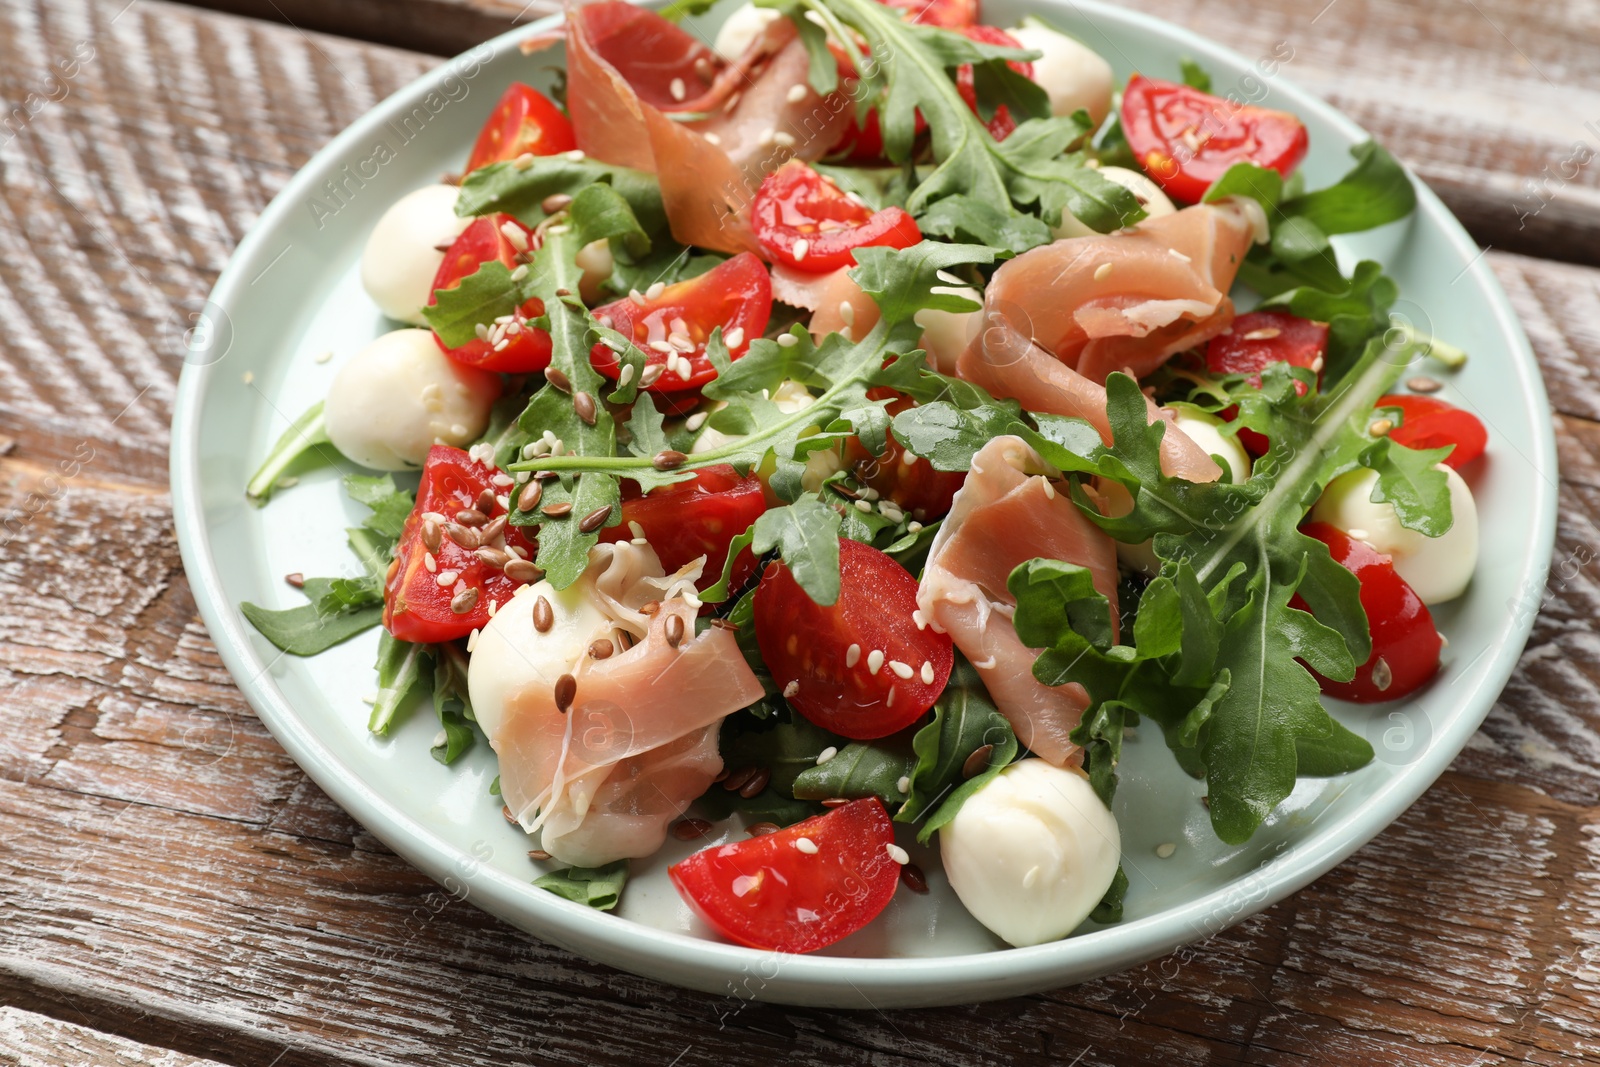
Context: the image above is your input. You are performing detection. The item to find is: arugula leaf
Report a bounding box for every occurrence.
[1202,161,1283,209]
[533,861,628,911]
[1090,866,1129,923]
[423,259,523,349]
[1073,701,1132,808]
[792,741,915,805]
[1360,436,1454,537]
[720,715,842,795]
[369,631,429,735]
[915,194,1056,254]
[343,473,413,540]
[429,641,476,764]
[751,497,843,606]
[1278,142,1416,236]
[791,0,1143,232]
[1178,57,1213,93]
[456,155,669,237]
[239,599,383,656]
[896,658,1017,842]
[246,401,331,504]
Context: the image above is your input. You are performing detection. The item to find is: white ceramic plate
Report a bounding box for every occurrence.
[170,0,1557,1007]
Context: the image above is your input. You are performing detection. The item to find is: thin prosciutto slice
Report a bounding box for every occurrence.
[566,0,851,253]
[918,436,1119,767]
[979,200,1259,384]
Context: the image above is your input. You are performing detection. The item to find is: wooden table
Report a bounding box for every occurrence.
[3,0,1599,1062]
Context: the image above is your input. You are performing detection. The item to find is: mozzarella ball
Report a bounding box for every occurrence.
[324,329,499,470]
[1310,464,1479,604]
[713,4,780,60]
[468,579,614,741]
[1172,409,1250,485]
[360,185,471,325]
[1053,165,1177,238]
[576,239,615,305]
[1010,22,1113,125]
[692,380,843,492]
[940,759,1121,947]
[914,286,982,376]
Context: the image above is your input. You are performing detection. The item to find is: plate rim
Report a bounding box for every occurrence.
[170,0,1559,1006]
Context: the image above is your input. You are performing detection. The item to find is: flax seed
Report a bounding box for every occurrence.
[746,822,780,837]
[899,863,929,893]
[589,638,614,660]
[542,501,573,518]
[665,613,685,648]
[285,572,305,588]
[671,818,713,840]
[738,767,771,798]
[545,367,572,394]
[444,523,481,549]
[476,547,511,568]
[533,595,554,632]
[573,391,597,426]
[553,673,577,712]
[505,558,543,585]
[450,587,480,614]
[517,480,543,512]
[652,449,687,471]
[456,508,488,527]
[962,744,995,779]
[722,766,758,793]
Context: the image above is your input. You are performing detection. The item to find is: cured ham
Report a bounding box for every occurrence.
[470,542,764,866]
[974,200,1258,384]
[917,436,1119,767]
[566,1,852,254]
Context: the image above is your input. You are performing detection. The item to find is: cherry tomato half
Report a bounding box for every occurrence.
[753,161,922,275]
[1376,394,1487,470]
[1121,75,1309,204]
[754,537,953,739]
[384,445,539,643]
[429,215,552,373]
[954,26,1034,141]
[1296,522,1441,703]
[465,83,576,174]
[669,798,900,953]
[600,464,767,590]
[589,253,772,402]
[843,393,967,522]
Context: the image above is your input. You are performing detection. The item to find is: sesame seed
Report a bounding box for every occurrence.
[423,551,438,573]
[861,487,879,501]
[839,300,855,327]
[512,152,535,170]
[935,270,963,285]
[565,149,585,161]
[510,264,529,282]
[475,322,490,341]
[867,649,884,675]
[786,84,807,103]
[912,610,927,630]
[896,775,910,793]
[1168,248,1192,263]
[792,238,809,262]
[794,836,819,855]
[1042,480,1055,500]
[670,76,686,101]
[704,131,721,145]
[886,686,896,707]
[722,327,744,349]
[649,340,675,354]
[1369,418,1394,436]
[845,643,861,668]
[435,570,459,587]
[645,281,666,300]
[618,363,635,387]
[685,411,708,431]
[854,499,872,513]
[907,521,923,533]
[1242,327,1281,340]
[1156,842,1177,859]
[450,423,468,437]
[466,629,480,653]
[492,472,514,488]
[640,364,665,386]
[629,289,646,306]
[758,127,776,147]
[1348,527,1370,540]
[816,746,838,765]
[774,131,795,148]
[777,333,799,348]
[314,350,333,364]
[889,660,913,680]
[668,331,695,352]
[628,521,646,539]
[781,679,799,699]
[885,843,909,865]
[920,661,934,684]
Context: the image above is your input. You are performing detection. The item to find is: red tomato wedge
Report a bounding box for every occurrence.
[589,253,771,401]
[882,0,977,27]
[384,445,539,644]
[669,798,900,953]
[754,538,953,739]
[954,26,1034,141]
[1296,523,1441,704]
[843,394,967,521]
[1121,75,1309,204]
[600,464,766,590]
[753,161,922,275]
[465,83,576,174]
[430,215,552,373]
[1377,394,1487,469]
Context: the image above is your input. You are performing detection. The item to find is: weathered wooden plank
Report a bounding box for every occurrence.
[168,0,1600,265]
[0,1007,231,1067]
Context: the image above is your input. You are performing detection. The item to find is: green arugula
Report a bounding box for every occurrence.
[429,641,477,764]
[1178,57,1213,93]
[369,631,428,735]
[241,473,413,656]
[245,400,331,504]
[533,861,629,911]
[781,0,1144,233]
[896,657,1018,842]
[792,740,916,806]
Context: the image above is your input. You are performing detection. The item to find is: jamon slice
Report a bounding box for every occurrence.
[917,436,1119,766]
[566,1,851,253]
[496,597,763,864]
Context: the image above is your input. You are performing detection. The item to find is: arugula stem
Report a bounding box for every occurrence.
[246,400,329,504]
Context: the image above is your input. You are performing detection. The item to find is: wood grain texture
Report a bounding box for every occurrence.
[2,0,1600,1064]
[0,1008,231,1067]
[173,0,1600,266]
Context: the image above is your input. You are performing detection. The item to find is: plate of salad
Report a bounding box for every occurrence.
[170,0,1556,1007]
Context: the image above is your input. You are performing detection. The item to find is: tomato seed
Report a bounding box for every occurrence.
[962,744,995,780]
